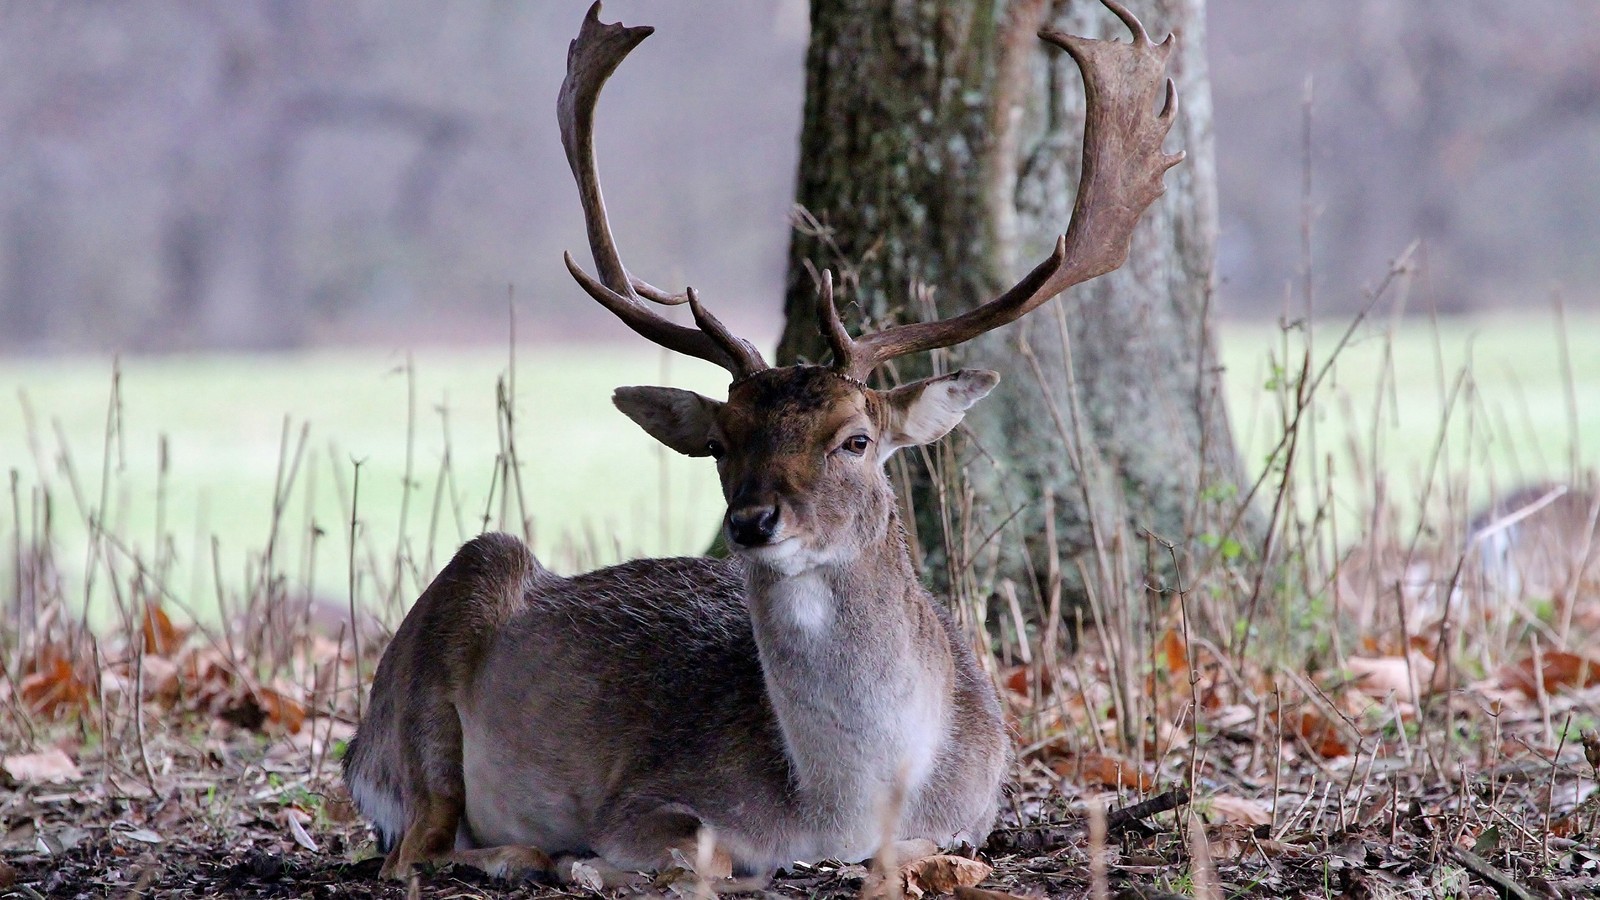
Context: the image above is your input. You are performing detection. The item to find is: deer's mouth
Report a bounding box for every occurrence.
[732,535,805,568]
[733,534,796,553]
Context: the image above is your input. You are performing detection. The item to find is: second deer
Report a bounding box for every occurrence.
[343,0,1183,884]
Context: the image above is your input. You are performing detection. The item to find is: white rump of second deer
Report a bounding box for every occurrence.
[1473,483,1600,618]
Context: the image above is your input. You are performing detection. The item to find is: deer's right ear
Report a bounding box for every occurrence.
[613,387,723,457]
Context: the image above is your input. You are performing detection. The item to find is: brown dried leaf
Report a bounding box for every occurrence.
[3,748,81,783]
[1205,794,1273,826]
[1049,752,1153,791]
[1002,666,1031,699]
[219,686,307,734]
[1500,650,1600,696]
[1158,628,1189,677]
[901,855,992,899]
[1273,706,1351,759]
[142,602,188,657]
[136,655,181,702]
[19,646,93,718]
[1346,655,1434,698]
[260,686,308,734]
[569,860,605,891]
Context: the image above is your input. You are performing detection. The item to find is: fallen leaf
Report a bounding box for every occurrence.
[18,646,93,718]
[1049,752,1153,790]
[1205,794,1273,826]
[318,785,360,825]
[1273,706,1350,759]
[136,655,181,701]
[1,822,35,853]
[1471,823,1501,855]
[3,748,81,783]
[1003,667,1030,698]
[285,811,319,852]
[259,686,308,734]
[117,826,165,845]
[1209,704,1256,731]
[35,825,86,855]
[1346,655,1434,698]
[1158,628,1189,676]
[219,685,307,735]
[1499,650,1600,696]
[142,602,188,656]
[1204,823,1253,860]
[901,855,992,899]
[107,775,156,800]
[1251,838,1304,858]
[568,860,605,892]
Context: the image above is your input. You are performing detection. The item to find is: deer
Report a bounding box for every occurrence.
[342,0,1182,885]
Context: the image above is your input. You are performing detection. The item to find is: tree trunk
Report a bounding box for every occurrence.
[780,0,1251,609]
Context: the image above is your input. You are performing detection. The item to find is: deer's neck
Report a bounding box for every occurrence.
[743,514,954,836]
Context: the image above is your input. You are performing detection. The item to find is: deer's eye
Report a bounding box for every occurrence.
[840,435,871,456]
[706,439,726,459]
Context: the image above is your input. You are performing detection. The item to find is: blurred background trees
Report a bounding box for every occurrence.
[0,0,1597,353]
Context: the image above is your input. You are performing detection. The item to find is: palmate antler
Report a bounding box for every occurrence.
[819,0,1185,382]
[561,0,1183,384]
[557,3,768,378]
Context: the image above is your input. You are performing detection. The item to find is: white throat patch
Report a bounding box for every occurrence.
[769,569,834,636]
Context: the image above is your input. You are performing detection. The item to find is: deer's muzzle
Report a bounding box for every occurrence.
[727,503,781,547]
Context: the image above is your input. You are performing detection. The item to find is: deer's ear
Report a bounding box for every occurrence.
[613,386,723,457]
[883,369,999,454]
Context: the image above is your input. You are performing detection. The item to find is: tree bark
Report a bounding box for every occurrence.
[780,0,1251,607]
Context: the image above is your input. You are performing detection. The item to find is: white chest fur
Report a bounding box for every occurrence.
[754,568,950,836]
[767,569,834,636]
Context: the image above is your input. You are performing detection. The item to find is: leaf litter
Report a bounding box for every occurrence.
[3,539,1600,900]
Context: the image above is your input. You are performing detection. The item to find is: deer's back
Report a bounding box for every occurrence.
[457,554,799,860]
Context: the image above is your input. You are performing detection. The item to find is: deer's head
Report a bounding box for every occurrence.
[558,1,1181,569]
[617,361,996,570]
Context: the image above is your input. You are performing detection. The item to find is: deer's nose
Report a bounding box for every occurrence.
[727,503,781,547]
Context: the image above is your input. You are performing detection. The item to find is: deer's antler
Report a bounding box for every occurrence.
[823,0,1185,383]
[559,2,768,379]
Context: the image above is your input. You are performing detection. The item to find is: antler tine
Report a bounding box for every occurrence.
[558,2,766,377]
[687,288,768,378]
[631,278,690,306]
[835,0,1185,383]
[1099,0,1151,45]
[814,270,859,376]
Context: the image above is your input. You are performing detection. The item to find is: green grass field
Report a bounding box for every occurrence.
[2,311,1595,623]
[1227,311,1598,519]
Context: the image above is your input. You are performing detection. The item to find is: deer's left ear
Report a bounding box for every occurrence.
[882,369,999,456]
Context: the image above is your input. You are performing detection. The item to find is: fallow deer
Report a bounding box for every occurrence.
[343,0,1182,883]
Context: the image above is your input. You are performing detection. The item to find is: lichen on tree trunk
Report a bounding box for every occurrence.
[780,0,1253,610]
